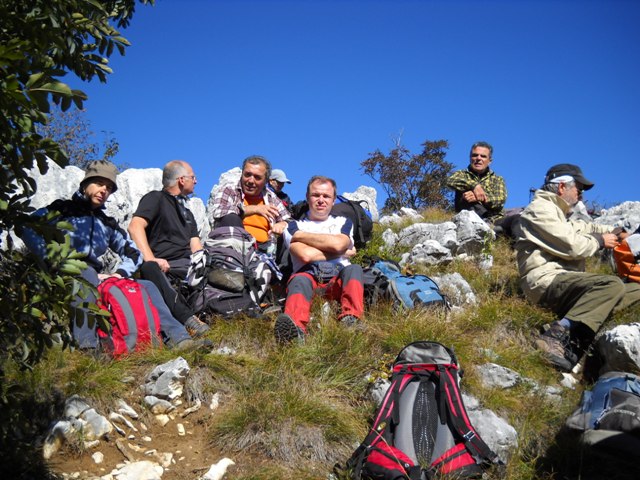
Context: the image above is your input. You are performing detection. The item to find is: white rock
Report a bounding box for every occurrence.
[110,412,137,432]
[112,460,163,480]
[176,423,185,436]
[92,452,104,464]
[209,392,221,411]
[155,414,171,427]
[201,458,235,480]
[116,399,140,419]
[181,399,202,417]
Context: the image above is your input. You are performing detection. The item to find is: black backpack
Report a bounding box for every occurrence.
[343,341,498,480]
[292,195,374,249]
[186,226,269,317]
[565,371,640,457]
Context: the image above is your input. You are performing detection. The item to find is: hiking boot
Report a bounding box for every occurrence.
[274,314,304,344]
[339,315,359,328]
[535,322,579,372]
[184,316,210,338]
[174,338,214,353]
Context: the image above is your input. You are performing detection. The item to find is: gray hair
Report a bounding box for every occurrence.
[242,155,271,180]
[470,141,493,157]
[542,179,575,194]
[162,160,189,188]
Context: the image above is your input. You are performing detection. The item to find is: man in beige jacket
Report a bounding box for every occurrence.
[515,164,640,371]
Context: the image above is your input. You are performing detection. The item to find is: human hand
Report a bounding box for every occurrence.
[345,247,357,258]
[271,221,287,235]
[97,273,122,283]
[254,204,280,223]
[152,257,171,273]
[602,233,619,249]
[462,191,477,203]
[473,184,487,203]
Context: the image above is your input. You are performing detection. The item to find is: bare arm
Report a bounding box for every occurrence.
[290,231,350,255]
[190,236,203,253]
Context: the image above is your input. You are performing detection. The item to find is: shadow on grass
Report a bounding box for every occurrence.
[0,387,66,479]
[536,426,637,480]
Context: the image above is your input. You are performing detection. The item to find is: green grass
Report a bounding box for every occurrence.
[3,209,638,479]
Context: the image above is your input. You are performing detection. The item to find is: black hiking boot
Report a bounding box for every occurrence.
[535,321,579,372]
[274,314,304,345]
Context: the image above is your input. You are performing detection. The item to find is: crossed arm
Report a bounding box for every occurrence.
[289,231,354,264]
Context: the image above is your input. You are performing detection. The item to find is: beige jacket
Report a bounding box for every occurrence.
[514,190,612,303]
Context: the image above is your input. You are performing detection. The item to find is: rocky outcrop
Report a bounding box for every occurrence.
[43,357,232,480]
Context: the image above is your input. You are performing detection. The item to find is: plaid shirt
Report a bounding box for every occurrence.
[446,167,507,217]
[210,181,292,223]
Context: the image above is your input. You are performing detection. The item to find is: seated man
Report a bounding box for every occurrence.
[514,163,640,371]
[274,175,364,344]
[128,160,210,337]
[268,168,294,215]
[446,141,507,220]
[210,155,291,254]
[20,161,204,351]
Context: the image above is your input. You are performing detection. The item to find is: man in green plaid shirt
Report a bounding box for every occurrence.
[446,141,507,220]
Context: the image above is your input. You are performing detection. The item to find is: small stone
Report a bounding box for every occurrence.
[209,392,220,411]
[177,423,186,436]
[155,414,171,426]
[92,452,104,464]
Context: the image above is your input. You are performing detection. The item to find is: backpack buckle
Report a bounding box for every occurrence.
[463,431,476,442]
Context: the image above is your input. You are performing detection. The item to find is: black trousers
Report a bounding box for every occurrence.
[139,260,194,324]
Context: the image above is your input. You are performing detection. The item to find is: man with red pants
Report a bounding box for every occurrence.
[274,175,364,344]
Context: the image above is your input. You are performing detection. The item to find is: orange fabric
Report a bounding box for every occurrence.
[243,197,270,243]
[613,240,640,283]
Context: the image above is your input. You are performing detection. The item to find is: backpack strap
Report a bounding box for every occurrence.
[438,366,498,464]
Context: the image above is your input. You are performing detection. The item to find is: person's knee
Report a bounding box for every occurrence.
[140,261,161,278]
[601,275,626,297]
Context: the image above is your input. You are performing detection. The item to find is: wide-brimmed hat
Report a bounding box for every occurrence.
[544,163,594,191]
[270,168,291,184]
[80,160,119,192]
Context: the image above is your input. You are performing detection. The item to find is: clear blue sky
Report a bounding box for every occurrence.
[80,0,639,211]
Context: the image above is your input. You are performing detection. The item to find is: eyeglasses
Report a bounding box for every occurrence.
[180,175,196,182]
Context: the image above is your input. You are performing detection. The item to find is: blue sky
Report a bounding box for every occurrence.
[80,0,640,211]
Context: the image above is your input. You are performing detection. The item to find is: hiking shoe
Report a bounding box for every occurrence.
[184,316,210,338]
[535,322,578,372]
[274,314,304,344]
[339,315,359,328]
[174,338,214,353]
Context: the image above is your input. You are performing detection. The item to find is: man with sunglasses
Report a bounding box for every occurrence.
[446,141,507,220]
[514,163,640,372]
[128,160,210,337]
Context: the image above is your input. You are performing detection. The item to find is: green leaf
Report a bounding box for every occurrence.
[25,73,45,89]
[31,82,73,96]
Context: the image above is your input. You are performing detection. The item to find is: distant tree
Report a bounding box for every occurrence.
[361,137,454,212]
[37,105,124,170]
[0,0,152,468]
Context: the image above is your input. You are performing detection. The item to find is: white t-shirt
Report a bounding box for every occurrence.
[283,215,354,273]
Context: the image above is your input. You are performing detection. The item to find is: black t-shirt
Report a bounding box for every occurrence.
[133,190,199,262]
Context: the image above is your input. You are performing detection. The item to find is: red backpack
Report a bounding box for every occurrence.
[97,278,162,356]
[344,341,498,479]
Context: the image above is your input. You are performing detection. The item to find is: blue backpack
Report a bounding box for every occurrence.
[367,259,449,310]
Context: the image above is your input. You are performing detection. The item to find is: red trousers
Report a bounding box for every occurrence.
[284,264,364,332]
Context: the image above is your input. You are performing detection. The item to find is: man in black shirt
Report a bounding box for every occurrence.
[129,160,210,336]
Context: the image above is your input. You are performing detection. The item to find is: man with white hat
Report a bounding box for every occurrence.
[514,163,640,372]
[269,168,294,215]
